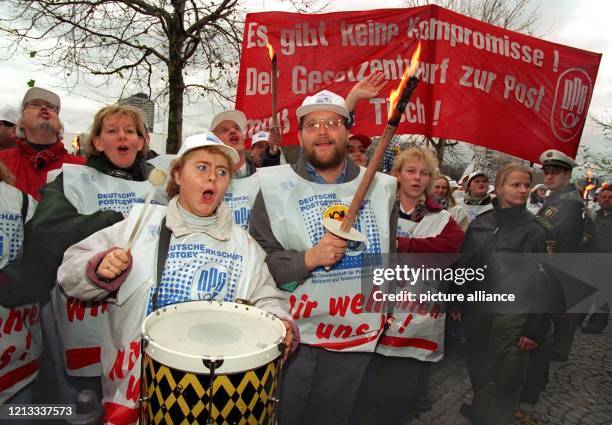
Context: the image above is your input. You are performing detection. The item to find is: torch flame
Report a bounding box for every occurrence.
[388,42,421,120]
[265,40,275,61]
[583,183,596,200]
[71,135,80,152]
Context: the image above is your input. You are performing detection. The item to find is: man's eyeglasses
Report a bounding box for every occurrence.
[302,118,345,132]
[25,100,58,113]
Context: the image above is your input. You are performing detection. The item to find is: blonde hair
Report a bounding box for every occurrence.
[166,146,233,198]
[84,105,149,159]
[0,160,15,185]
[494,163,533,190]
[432,174,457,207]
[391,147,439,194]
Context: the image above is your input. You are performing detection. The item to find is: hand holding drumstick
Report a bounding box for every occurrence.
[96,248,132,281]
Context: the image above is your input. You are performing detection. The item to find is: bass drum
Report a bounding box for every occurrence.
[141,301,286,425]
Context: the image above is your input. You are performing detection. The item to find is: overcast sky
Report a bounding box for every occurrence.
[1,0,610,166]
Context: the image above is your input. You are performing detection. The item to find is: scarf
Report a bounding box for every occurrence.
[165,196,233,241]
[17,139,67,169]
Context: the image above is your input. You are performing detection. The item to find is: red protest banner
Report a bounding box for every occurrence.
[235,5,601,163]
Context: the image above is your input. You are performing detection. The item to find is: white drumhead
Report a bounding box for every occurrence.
[142,301,286,374]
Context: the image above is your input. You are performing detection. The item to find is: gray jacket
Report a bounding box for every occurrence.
[249,156,398,287]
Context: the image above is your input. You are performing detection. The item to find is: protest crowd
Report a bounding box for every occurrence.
[0,8,610,425]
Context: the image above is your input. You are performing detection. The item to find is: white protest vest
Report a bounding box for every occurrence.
[462,202,493,223]
[449,204,468,226]
[0,182,42,402]
[52,163,169,377]
[376,212,450,361]
[101,204,260,424]
[224,173,260,231]
[258,165,396,352]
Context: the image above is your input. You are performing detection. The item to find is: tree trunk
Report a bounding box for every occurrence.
[436,138,447,167]
[165,14,186,155]
[166,61,184,154]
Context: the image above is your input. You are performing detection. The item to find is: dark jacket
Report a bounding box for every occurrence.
[236,156,257,178]
[537,184,585,252]
[592,208,612,252]
[0,155,152,307]
[249,156,398,288]
[460,200,561,341]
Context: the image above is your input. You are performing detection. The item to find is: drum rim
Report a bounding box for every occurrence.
[142,300,285,365]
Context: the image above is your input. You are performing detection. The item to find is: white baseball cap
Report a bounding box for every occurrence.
[251,131,269,146]
[0,106,19,125]
[467,170,489,186]
[210,110,247,133]
[178,132,240,165]
[296,90,349,121]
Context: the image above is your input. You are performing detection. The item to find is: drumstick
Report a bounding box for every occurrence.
[125,168,167,251]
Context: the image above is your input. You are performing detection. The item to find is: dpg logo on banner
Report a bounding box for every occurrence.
[191,263,229,300]
[551,68,593,142]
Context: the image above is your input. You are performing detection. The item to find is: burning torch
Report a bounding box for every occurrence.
[323,42,421,241]
[583,169,596,208]
[71,134,81,156]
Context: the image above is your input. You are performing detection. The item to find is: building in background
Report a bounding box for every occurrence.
[118,92,155,131]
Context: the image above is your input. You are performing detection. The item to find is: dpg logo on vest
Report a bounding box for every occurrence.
[233,207,251,229]
[551,68,593,142]
[191,262,229,300]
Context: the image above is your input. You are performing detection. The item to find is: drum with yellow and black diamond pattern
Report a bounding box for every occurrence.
[141,354,281,424]
[140,301,286,425]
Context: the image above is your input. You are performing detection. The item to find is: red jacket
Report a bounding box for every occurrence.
[0,139,85,200]
[397,197,465,253]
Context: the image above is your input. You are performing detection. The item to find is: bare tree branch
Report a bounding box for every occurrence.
[0,0,247,153]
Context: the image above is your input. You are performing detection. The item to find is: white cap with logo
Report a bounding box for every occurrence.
[178,132,240,165]
[251,131,269,146]
[210,110,247,133]
[296,90,349,121]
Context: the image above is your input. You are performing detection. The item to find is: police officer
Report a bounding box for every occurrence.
[538,149,584,252]
[537,149,584,362]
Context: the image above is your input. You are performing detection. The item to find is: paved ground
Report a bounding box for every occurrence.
[412,322,612,425]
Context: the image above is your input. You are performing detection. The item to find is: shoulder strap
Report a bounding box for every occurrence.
[151,217,171,311]
[20,191,29,225]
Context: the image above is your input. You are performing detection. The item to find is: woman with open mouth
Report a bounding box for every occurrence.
[2,104,155,406]
[57,133,295,424]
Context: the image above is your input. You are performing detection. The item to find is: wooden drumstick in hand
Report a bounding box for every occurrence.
[125,168,167,251]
